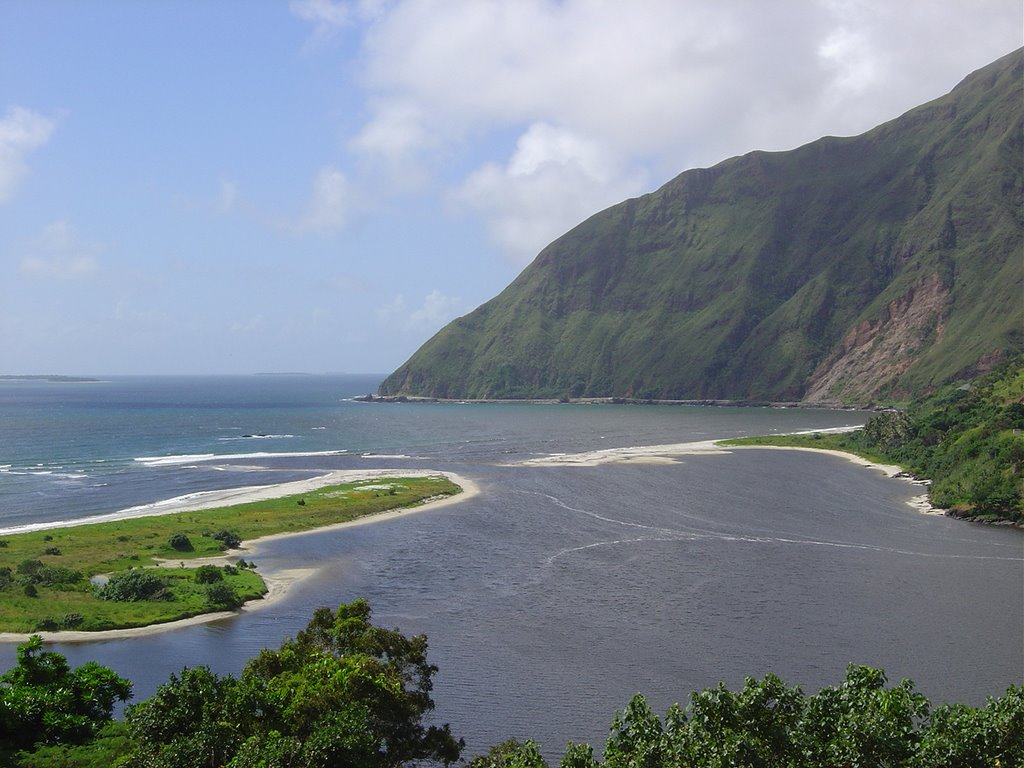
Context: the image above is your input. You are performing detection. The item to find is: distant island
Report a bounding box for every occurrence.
[0,375,101,383]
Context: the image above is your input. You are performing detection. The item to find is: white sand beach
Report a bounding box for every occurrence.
[0,470,479,643]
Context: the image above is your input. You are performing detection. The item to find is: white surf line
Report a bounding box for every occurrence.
[135,449,349,467]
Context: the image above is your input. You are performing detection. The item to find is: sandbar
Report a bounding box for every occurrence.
[0,470,479,643]
[516,437,939,515]
[517,439,729,466]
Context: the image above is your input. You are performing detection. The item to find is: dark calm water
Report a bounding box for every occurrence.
[0,375,1021,756]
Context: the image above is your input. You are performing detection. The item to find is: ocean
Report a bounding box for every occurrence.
[0,374,1021,756]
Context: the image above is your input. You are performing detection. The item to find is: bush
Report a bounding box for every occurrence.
[211,530,242,550]
[15,559,82,586]
[61,613,84,629]
[204,582,242,610]
[168,533,193,552]
[43,546,62,556]
[195,565,224,584]
[97,569,167,602]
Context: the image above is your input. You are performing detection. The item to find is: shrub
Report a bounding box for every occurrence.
[205,582,242,610]
[168,533,193,552]
[61,613,84,629]
[16,559,82,586]
[23,583,37,598]
[43,546,61,556]
[212,530,242,549]
[195,565,224,584]
[98,569,167,602]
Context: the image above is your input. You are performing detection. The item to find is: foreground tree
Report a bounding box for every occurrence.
[124,598,463,767]
[0,636,132,756]
[472,665,1022,768]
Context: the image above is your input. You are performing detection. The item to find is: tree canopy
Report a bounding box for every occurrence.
[0,635,132,756]
[123,598,463,768]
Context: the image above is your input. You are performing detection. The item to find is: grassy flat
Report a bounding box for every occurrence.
[718,433,891,465]
[0,475,460,634]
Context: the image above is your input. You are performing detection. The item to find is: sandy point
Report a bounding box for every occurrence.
[0,470,479,644]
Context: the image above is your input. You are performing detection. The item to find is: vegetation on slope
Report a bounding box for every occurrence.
[381,48,1022,403]
[0,476,459,633]
[724,359,1024,523]
[4,602,1021,767]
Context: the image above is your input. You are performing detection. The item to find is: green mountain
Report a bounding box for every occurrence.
[381,49,1023,403]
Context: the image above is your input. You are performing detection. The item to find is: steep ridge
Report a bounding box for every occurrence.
[380,49,1023,403]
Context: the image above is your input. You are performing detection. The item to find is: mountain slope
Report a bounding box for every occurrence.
[380,49,1023,403]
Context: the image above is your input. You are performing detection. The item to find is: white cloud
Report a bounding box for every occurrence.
[0,106,55,203]
[289,166,351,234]
[334,0,1020,263]
[349,98,431,168]
[377,289,464,332]
[290,0,352,48]
[453,123,649,263]
[19,220,100,280]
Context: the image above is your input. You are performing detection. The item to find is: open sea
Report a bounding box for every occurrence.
[0,374,1021,757]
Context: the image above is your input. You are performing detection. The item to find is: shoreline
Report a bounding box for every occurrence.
[516,436,943,516]
[0,470,479,644]
[0,468,469,537]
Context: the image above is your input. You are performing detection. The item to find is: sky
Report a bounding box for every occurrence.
[0,1,1020,376]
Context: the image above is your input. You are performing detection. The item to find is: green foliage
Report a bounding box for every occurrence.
[473,665,1022,768]
[727,360,1024,522]
[123,598,463,768]
[11,722,135,768]
[0,475,457,633]
[211,529,241,549]
[468,739,549,768]
[96,568,167,602]
[15,558,83,587]
[167,532,192,552]
[380,50,1023,404]
[0,636,131,754]
[204,582,241,610]
[194,564,224,584]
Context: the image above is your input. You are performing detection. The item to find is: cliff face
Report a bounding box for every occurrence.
[380,49,1024,403]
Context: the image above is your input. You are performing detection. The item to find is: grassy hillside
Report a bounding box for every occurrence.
[381,48,1022,402]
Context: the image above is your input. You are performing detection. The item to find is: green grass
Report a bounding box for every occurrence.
[718,432,891,465]
[0,475,460,634]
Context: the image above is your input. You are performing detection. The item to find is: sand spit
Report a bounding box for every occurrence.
[519,437,941,517]
[0,469,472,537]
[0,470,478,643]
[517,439,730,466]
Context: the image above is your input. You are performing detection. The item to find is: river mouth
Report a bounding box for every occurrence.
[1,377,1019,757]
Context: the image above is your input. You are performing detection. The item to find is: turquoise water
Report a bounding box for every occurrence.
[0,375,1020,755]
